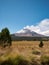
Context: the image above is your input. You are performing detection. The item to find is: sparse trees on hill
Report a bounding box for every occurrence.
[0,28,12,47]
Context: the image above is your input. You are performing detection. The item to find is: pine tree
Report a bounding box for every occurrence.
[1,28,12,47]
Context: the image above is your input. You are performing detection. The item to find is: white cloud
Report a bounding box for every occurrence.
[17,19,49,36]
[16,29,25,33]
[41,30,49,36]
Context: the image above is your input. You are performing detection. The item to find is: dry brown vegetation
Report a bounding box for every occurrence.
[0,41,49,58]
[12,41,49,56]
[0,41,49,65]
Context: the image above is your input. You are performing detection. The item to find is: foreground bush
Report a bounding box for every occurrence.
[14,55,30,65]
[0,55,49,65]
[31,56,40,65]
[0,55,31,65]
[1,58,13,65]
[41,55,49,65]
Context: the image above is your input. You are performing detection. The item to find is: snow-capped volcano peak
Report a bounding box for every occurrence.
[15,28,44,37]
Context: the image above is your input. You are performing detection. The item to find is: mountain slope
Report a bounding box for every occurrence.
[15,29,44,37]
[11,29,49,41]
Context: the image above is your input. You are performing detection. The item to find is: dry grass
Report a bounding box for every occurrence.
[10,41,49,58]
[0,41,49,60]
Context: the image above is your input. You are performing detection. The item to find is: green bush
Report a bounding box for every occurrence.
[1,58,13,65]
[39,41,43,48]
[14,55,30,65]
[1,55,48,65]
[32,50,41,55]
[0,55,31,65]
[41,55,49,65]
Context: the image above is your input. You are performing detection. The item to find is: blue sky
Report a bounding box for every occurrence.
[0,0,49,34]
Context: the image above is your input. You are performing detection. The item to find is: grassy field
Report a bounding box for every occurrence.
[0,41,49,65]
[0,41,49,58]
[11,41,49,56]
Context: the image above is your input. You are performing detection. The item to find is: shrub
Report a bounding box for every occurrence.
[1,58,13,65]
[41,55,49,65]
[0,55,31,65]
[14,55,30,65]
[39,41,43,48]
[32,50,41,55]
